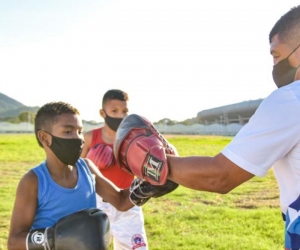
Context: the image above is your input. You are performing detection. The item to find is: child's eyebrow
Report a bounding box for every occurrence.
[62,125,83,129]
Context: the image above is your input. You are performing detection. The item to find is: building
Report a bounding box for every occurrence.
[197,99,263,125]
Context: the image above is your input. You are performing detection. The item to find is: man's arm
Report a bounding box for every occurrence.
[113,113,253,190]
[81,130,93,158]
[7,171,38,250]
[84,158,133,211]
[167,153,254,193]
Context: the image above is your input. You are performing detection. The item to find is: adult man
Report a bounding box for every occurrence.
[114,6,300,249]
[81,89,148,250]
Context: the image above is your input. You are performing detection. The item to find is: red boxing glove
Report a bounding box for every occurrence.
[87,143,115,170]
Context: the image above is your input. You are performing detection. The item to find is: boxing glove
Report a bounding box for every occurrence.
[26,208,110,250]
[129,178,179,206]
[87,143,115,170]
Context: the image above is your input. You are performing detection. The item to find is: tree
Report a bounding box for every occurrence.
[18,111,35,123]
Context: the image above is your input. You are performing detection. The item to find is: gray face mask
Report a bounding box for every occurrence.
[272,43,300,88]
[46,131,84,165]
[103,111,123,131]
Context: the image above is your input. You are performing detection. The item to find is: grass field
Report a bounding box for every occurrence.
[0,134,283,250]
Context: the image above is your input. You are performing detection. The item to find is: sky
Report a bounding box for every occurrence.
[1,0,300,123]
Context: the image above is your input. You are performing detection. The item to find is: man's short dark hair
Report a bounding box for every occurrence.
[269,5,300,46]
[34,101,80,147]
[102,89,129,107]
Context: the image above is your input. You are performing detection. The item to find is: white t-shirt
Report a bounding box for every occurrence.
[222,80,300,215]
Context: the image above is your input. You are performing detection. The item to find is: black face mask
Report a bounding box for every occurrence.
[272,44,300,88]
[103,111,123,131]
[47,133,84,165]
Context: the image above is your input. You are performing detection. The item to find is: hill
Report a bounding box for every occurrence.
[0,92,39,118]
[0,92,195,124]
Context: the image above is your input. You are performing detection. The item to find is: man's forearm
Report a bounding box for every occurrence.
[167,155,225,192]
[167,153,253,193]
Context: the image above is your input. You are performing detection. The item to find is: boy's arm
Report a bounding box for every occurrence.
[7,171,38,250]
[84,158,134,211]
[81,130,93,158]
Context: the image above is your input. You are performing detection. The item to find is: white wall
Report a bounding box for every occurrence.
[0,122,243,136]
[153,123,243,136]
[0,122,104,133]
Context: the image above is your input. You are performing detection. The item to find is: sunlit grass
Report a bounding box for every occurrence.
[0,134,283,249]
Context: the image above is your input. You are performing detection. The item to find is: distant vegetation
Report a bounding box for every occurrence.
[1,114,198,126]
[154,117,198,126]
[0,92,199,125]
[0,92,39,122]
[0,111,36,124]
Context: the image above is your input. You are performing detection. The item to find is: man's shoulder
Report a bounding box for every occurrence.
[263,82,300,106]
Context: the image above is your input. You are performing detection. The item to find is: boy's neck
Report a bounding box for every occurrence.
[101,124,116,144]
[45,159,78,188]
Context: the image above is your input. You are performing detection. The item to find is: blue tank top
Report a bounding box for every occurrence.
[31,158,96,230]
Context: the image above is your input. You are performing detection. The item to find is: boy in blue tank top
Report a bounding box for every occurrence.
[7,101,135,250]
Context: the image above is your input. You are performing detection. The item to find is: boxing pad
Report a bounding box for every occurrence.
[114,114,177,185]
[26,208,110,250]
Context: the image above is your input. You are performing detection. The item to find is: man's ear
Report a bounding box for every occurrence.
[99,109,105,119]
[38,130,51,147]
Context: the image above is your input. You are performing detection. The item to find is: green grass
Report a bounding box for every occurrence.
[0,134,283,250]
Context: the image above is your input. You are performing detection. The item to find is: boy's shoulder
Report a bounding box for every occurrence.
[18,168,39,191]
[25,161,47,183]
[84,129,98,140]
[31,161,46,172]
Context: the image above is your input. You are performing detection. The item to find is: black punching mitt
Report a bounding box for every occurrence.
[26,208,110,250]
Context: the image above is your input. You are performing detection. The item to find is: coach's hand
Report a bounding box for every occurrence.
[129,178,179,206]
[113,114,178,185]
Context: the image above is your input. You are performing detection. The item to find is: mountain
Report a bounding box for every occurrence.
[0,92,195,124]
[0,92,39,118]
